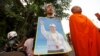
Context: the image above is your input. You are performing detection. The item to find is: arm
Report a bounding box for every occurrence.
[40,21,48,39]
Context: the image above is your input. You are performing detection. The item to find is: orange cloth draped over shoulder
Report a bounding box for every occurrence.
[69,13,99,56]
[97,29,100,56]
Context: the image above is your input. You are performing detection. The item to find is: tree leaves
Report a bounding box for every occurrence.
[0,0,72,41]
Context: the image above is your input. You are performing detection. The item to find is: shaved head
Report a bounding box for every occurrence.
[71,6,82,14]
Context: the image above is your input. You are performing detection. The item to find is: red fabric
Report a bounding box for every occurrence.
[69,13,98,56]
[97,31,100,56]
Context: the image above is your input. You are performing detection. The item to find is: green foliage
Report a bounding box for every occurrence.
[0,0,72,46]
[0,37,6,48]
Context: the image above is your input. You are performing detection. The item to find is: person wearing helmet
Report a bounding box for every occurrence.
[5,31,19,52]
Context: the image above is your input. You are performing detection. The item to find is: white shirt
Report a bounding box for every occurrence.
[41,24,72,52]
[24,38,34,56]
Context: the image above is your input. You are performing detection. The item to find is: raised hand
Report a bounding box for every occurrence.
[39,19,44,25]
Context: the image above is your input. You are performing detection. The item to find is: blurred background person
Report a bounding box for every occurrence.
[5,31,19,52]
[23,31,34,56]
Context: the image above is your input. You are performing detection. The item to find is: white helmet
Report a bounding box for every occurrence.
[7,31,17,39]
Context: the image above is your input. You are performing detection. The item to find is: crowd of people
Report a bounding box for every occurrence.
[3,3,100,56]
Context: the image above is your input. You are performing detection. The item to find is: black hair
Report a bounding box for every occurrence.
[26,30,35,38]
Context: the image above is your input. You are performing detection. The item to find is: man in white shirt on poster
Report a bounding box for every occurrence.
[40,21,71,53]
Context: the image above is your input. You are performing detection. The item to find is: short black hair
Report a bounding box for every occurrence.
[26,30,35,38]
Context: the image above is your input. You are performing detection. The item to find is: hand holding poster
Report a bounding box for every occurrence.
[34,17,72,55]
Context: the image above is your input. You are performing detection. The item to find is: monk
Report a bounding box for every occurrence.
[69,6,99,56]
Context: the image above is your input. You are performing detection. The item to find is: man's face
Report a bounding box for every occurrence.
[50,26,56,33]
[46,5,54,14]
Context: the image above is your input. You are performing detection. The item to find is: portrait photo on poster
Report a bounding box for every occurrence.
[34,17,72,55]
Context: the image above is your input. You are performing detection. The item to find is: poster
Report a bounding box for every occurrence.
[34,17,72,55]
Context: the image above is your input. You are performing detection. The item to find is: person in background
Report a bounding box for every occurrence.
[5,31,19,52]
[24,31,34,56]
[66,33,72,45]
[69,6,99,56]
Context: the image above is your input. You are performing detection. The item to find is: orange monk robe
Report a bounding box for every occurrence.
[97,30,100,56]
[69,13,98,56]
[95,13,100,56]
